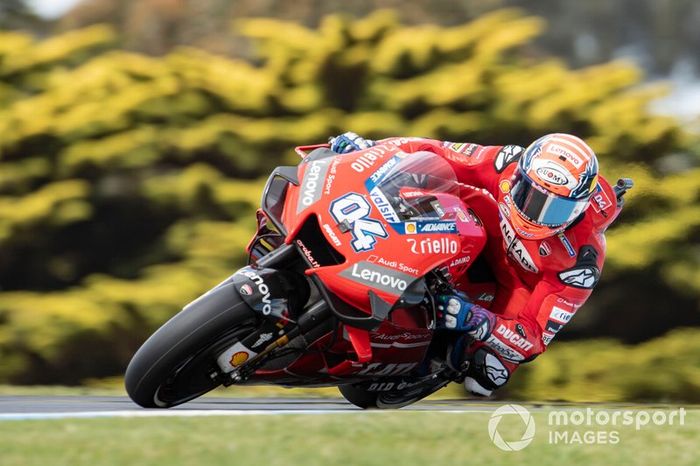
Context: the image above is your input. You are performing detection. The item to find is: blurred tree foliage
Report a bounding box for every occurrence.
[507,328,700,403]
[61,0,700,77]
[0,10,698,389]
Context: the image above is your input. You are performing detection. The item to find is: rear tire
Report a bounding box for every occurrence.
[339,376,451,409]
[125,282,257,408]
[338,384,380,409]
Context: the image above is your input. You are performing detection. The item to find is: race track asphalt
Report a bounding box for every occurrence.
[0,396,498,420]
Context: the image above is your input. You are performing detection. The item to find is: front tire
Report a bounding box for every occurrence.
[125,281,256,408]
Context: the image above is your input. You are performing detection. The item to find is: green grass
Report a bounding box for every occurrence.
[1,409,697,466]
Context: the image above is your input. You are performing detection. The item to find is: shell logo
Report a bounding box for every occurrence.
[230,351,250,367]
[405,222,417,234]
[499,180,511,193]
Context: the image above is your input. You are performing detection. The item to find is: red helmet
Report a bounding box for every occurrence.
[506,133,599,239]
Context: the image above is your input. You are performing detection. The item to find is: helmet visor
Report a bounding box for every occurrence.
[511,169,589,227]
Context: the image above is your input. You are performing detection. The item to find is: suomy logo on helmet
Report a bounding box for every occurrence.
[535,165,569,186]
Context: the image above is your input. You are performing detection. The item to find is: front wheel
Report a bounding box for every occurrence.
[125,281,256,408]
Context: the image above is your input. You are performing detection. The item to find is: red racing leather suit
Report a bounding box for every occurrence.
[380,137,622,390]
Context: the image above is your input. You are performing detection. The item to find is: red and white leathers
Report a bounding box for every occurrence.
[378,137,622,392]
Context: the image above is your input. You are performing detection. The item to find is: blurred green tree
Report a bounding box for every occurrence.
[0,10,698,388]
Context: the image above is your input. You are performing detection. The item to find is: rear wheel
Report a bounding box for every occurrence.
[339,376,451,409]
[125,282,257,408]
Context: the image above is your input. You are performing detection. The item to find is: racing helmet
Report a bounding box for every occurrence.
[507,133,599,239]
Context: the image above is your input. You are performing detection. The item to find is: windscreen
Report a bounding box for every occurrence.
[370,151,459,222]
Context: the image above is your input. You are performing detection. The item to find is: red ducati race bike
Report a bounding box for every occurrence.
[126,142,493,409]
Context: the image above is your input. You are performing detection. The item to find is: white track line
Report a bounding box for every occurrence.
[0,408,495,421]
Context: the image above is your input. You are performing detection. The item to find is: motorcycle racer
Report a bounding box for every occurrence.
[329,132,625,396]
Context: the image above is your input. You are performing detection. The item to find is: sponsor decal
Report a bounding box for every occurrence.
[251,332,273,349]
[556,296,579,309]
[499,179,511,193]
[241,270,273,315]
[591,184,612,216]
[239,284,253,296]
[430,200,445,218]
[559,245,600,289]
[402,190,427,199]
[539,241,552,256]
[541,331,555,346]
[514,225,536,239]
[496,324,534,351]
[407,237,459,255]
[483,353,509,386]
[373,332,430,342]
[455,207,469,223]
[444,141,479,156]
[499,202,511,219]
[297,159,331,213]
[486,335,525,362]
[295,239,320,268]
[494,145,524,173]
[500,217,539,273]
[340,261,414,295]
[405,222,417,234]
[330,193,387,252]
[369,187,401,223]
[535,164,570,186]
[216,341,258,373]
[231,351,249,367]
[549,306,575,324]
[558,233,576,257]
[477,293,495,302]
[559,267,599,289]
[516,323,527,339]
[350,145,391,173]
[367,255,419,275]
[356,362,417,376]
[323,158,341,195]
[418,221,457,233]
[449,256,471,267]
[322,223,342,246]
[549,143,584,168]
[368,156,399,184]
[545,320,564,334]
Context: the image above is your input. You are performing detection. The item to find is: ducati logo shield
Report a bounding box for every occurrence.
[241,270,273,315]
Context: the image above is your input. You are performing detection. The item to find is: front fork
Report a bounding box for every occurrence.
[210,243,335,385]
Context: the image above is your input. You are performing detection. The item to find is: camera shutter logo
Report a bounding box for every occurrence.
[488,404,536,451]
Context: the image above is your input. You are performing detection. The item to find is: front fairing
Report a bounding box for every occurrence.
[281,144,486,314]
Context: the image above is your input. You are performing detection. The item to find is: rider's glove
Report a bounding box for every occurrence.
[329,132,375,153]
[436,292,495,341]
